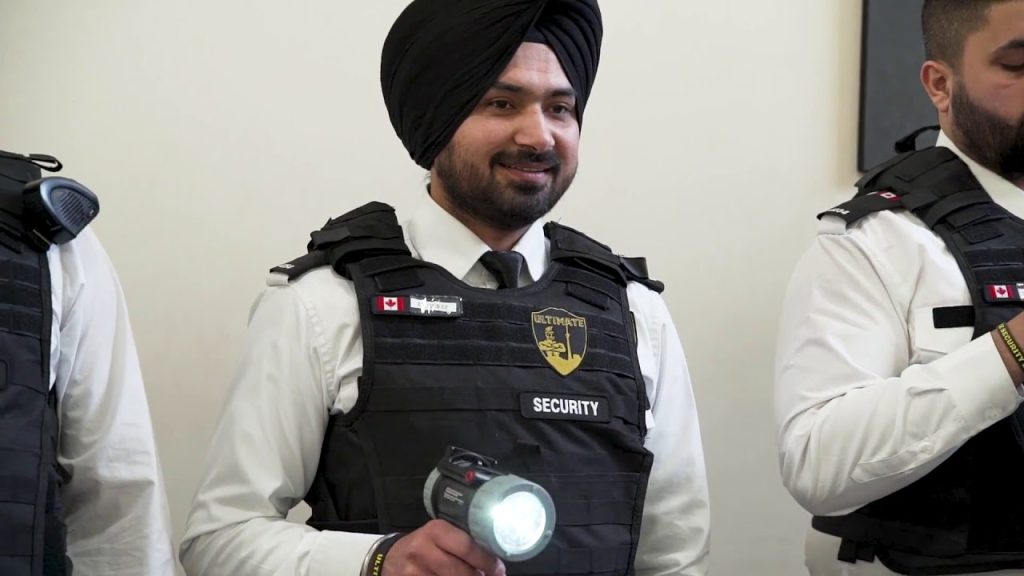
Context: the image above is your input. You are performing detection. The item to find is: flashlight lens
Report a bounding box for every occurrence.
[491,491,547,555]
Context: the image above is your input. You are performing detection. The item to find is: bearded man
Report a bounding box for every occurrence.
[776,1,1024,574]
[180,1,710,575]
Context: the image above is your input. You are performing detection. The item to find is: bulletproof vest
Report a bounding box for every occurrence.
[0,151,71,576]
[812,147,1024,574]
[281,202,662,575]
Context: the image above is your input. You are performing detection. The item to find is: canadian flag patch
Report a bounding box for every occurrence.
[990,285,1012,300]
[984,283,1024,303]
[374,295,408,313]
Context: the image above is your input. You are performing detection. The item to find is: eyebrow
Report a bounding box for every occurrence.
[491,81,576,99]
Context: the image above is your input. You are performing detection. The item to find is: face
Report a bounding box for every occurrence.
[432,42,580,232]
[948,2,1024,178]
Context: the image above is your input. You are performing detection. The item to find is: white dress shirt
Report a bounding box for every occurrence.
[181,195,710,576]
[775,133,1024,576]
[47,228,175,575]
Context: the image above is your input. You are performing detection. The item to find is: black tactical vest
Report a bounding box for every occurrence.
[812,147,1024,574]
[0,151,70,576]
[278,202,663,575]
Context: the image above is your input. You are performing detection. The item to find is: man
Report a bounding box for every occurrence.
[180,1,710,575]
[0,150,174,575]
[776,1,1024,574]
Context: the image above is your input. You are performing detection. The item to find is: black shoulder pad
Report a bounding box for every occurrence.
[545,222,664,293]
[854,151,914,197]
[857,147,960,196]
[270,251,328,281]
[271,201,411,282]
[318,201,395,230]
[823,147,967,226]
[817,190,906,225]
[620,255,664,293]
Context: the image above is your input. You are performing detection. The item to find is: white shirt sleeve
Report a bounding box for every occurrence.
[51,229,175,576]
[774,214,1022,517]
[630,286,710,576]
[179,276,381,576]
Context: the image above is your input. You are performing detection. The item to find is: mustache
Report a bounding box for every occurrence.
[491,149,561,170]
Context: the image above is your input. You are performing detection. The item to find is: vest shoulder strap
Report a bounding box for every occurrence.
[545,222,664,293]
[0,153,45,253]
[819,147,992,228]
[271,201,412,281]
[272,204,666,292]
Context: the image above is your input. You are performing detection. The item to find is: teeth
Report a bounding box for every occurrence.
[499,163,548,173]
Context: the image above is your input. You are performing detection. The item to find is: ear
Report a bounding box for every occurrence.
[921,59,954,114]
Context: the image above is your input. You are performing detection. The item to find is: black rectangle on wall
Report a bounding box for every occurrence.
[859,0,937,171]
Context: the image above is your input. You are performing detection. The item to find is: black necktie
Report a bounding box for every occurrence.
[479,250,525,289]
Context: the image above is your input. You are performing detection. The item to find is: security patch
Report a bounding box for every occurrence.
[372,295,464,316]
[520,392,610,423]
[532,307,587,376]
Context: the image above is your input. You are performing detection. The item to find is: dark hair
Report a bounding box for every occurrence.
[922,0,1015,67]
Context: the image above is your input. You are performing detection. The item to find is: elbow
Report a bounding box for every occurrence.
[783,480,846,517]
[778,443,852,517]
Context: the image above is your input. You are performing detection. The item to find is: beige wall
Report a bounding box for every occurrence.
[0,0,867,573]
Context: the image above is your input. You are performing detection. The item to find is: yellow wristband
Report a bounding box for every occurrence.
[997,323,1024,375]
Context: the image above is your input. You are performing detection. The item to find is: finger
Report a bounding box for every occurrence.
[432,521,504,575]
[418,545,479,576]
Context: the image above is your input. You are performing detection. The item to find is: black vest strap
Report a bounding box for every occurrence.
[273,203,666,296]
[932,306,974,329]
[545,223,664,293]
[820,147,990,228]
[271,202,411,281]
[0,151,69,576]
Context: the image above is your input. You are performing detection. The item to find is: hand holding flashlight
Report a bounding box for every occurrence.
[382,519,505,576]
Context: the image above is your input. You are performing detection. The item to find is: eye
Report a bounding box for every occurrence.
[1001,62,1024,73]
[550,103,574,116]
[488,99,514,111]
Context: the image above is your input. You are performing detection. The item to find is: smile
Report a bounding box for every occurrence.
[498,163,554,175]
[497,164,554,184]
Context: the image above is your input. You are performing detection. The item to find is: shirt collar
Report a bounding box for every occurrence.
[404,194,549,283]
[936,130,1024,219]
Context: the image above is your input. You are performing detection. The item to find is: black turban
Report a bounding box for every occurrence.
[380,0,602,169]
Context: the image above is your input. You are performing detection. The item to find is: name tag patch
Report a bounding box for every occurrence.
[372,295,463,317]
[521,393,610,423]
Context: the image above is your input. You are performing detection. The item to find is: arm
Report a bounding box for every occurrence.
[179,276,382,576]
[53,229,175,575]
[774,216,1022,516]
[630,287,710,576]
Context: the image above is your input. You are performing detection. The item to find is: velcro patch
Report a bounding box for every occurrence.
[372,295,463,316]
[520,392,610,423]
[983,283,1024,303]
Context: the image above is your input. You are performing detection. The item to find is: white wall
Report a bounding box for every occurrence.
[0,1,866,574]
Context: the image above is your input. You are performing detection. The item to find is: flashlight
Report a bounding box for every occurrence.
[423,446,555,562]
[22,177,99,250]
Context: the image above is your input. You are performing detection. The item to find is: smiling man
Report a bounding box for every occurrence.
[776,1,1024,574]
[180,1,709,575]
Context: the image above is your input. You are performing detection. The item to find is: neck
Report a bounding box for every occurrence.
[470,225,528,252]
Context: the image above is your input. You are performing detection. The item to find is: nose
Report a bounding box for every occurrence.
[512,106,556,152]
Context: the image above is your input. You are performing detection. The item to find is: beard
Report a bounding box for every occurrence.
[432,142,577,232]
[951,80,1024,181]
